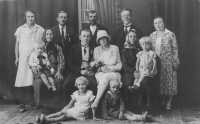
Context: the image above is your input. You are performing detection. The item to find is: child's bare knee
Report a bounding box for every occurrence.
[40,74,46,78]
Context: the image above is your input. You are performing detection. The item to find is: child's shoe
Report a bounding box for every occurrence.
[142,111,148,122]
[48,86,53,91]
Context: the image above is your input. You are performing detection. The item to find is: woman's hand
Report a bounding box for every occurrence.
[149,70,155,76]
[55,71,63,80]
[133,71,140,79]
[15,58,19,67]
[31,66,39,74]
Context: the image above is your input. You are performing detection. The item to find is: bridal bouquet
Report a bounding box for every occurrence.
[88,60,104,71]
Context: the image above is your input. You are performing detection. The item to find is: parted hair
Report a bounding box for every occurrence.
[23,10,37,21]
[74,76,89,87]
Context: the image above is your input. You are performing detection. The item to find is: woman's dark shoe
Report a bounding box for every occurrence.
[128,86,135,93]
[19,104,25,113]
[166,106,171,113]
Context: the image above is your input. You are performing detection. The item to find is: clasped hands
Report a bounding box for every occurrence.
[99,65,116,73]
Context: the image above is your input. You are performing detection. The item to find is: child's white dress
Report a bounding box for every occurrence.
[61,90,95,120]
[137,50,157,77]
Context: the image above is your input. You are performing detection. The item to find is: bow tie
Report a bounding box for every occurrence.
[124,25,131,28]
[81,44,89,48]
[37,54,46,60]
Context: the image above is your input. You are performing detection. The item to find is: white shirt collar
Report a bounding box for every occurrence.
[59,24,66,29]
[124,23,132,27]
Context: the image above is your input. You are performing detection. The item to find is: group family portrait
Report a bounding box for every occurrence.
[0,0,199,124]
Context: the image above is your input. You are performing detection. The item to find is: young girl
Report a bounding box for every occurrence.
[29,42,56,91]
[129,36,157,92]
[35,76,98,124]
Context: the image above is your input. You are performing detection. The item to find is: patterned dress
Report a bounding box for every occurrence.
[150,29,180,95]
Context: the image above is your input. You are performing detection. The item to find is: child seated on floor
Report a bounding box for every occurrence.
[129,36,157,92]
[102,79,149,121]
[35,76,100,124]
[29,42,56,91]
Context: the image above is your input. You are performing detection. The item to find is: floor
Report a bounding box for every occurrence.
[0,98,200,124]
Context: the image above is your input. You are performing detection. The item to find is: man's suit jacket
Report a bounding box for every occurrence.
[83,23,108,48]
[67,44,94,74]
[52,25,77,58]
[112,25,143,52]
[52,25,77,75]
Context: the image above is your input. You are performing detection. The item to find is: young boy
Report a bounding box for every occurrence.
[102,80,148,121]
[29,42,56,91]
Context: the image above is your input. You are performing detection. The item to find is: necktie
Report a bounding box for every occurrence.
[82,45,88,55]
[61,26,65,47]
[124,25,131,34]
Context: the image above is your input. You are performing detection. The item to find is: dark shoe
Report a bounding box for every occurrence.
[166,106,171,113]
[19,104,25,113]
[128,86,135,93]
[133,85,139,90]
[32,105,43,110]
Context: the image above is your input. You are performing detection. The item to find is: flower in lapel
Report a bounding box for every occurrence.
[66,33,70,42]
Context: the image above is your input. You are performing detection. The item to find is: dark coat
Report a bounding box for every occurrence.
[102,91,125,119]
[83,23,108,48]
[121,48,140,74]
[112,25,143,52]
[67,43,94,74]
[52,25,78,58]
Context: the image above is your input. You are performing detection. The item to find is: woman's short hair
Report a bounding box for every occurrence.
[42,28,55,44]
[139,36,152,45]
[23,10,37,21]
[74,76,89,87]
[153,15,166,25]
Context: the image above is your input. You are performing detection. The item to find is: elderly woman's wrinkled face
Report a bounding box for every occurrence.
[46,29,54,42]
[25,12,35,24]
[154,18,165,32]
[128,32,137,44]
[121,10,131,25]
[99,36,109,46]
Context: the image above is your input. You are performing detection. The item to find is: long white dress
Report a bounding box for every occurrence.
[14,24,44,87]
[93,45,122,88]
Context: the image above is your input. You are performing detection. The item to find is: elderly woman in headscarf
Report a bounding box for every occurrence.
[121,29,156,113]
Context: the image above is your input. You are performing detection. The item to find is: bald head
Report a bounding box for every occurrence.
[109,80,120,94]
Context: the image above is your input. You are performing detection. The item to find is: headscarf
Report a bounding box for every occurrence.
[123,29,139,50]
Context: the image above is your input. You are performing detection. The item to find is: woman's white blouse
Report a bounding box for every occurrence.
[154,37,162,57]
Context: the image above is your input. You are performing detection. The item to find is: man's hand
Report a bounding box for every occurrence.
[31,66,39,74]
[134,71,140,79]
[55,71,63,80]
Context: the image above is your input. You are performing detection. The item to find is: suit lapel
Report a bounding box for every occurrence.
[77,44,82,64]
[56,26,62,42]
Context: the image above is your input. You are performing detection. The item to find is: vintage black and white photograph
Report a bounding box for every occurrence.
[0,0,200,123]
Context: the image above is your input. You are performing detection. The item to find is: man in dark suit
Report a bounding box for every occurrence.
[112,8,143,52]
[52,11,77,76]
[83,10,108,48]
[62,29,97,105]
